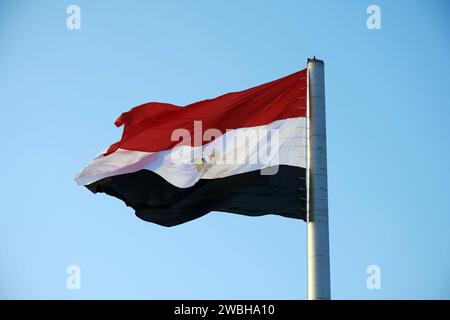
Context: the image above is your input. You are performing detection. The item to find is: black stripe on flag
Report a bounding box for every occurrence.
[86,165,306,227]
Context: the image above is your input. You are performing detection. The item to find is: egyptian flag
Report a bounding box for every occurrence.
[75,69,307,227]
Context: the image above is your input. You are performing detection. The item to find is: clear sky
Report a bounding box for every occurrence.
[1,0,449,299]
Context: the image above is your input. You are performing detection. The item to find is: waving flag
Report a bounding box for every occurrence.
[75,69,307,226]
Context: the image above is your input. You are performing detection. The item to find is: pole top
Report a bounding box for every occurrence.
[307,56,324,64]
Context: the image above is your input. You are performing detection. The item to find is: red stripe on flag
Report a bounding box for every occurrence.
[106,69,307,154]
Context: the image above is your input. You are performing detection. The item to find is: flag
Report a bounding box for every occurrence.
[75,69,307,226]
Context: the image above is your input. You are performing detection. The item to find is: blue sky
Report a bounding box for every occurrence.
[1,0,449,299]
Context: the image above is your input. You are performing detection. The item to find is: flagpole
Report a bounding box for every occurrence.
[306,58,331,300]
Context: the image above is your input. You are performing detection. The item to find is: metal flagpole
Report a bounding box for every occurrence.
[306,57,331,300]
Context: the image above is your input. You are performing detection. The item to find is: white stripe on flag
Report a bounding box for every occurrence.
[75,117,306,188]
